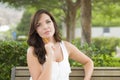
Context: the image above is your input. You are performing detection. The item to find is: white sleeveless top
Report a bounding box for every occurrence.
[30,41,71,80]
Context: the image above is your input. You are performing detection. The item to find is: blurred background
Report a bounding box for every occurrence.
[0,0,120,41]
[0,0,120,80]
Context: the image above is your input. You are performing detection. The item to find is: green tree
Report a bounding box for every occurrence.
[92,0,120,26]
[16,9,32,36]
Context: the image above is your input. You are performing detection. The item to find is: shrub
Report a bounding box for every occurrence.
[70,37,120,67]
[0,41,28,80]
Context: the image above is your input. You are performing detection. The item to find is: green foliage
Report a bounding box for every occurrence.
[92,1,120,26]
[70,37,120,67]
[92,37,120,55]
[1,0,60,10]
[92,54,120,67]
[0,41,28,80]
[16,9,33,36]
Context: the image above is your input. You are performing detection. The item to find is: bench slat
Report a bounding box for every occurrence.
[11,67,120,80]
[71,67,120,76]
[15,77,30,80]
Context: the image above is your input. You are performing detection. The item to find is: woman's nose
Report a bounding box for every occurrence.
[43,24,48,29]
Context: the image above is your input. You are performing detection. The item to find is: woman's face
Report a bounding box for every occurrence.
[36,13,55,39]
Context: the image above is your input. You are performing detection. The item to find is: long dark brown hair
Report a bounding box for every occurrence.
[27,9,61,64]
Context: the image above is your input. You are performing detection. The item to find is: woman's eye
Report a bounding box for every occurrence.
[46,20,51,24]
[36,23,41,27]
[35,23,41,29]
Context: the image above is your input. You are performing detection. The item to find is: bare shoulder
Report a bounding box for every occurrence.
[63,40,75,48]
[62,40,81,56]
[27,46,34,53]
[62,40,75,54]
[62,40,70,48]
[27,46,36,58]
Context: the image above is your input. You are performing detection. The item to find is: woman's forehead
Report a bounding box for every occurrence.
[38,13,51,22]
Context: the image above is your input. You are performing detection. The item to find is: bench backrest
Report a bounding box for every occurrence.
[11,67,120,80]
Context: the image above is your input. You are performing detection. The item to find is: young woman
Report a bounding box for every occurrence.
[27,9,94,80]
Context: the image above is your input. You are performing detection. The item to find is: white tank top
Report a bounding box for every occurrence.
[30,41,71,80]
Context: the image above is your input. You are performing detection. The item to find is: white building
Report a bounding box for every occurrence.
[62,27,120,38]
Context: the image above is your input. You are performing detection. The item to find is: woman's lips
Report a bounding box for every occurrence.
[44,31,50,35]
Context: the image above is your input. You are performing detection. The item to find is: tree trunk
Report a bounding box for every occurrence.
[81,0,91,45]
[65,10,76,42]
[61,0,81,42]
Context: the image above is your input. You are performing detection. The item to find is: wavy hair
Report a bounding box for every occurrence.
[27,9,61,64]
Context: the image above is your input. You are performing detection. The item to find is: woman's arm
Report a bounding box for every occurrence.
[27,46,53,80]
[64,41,94,80]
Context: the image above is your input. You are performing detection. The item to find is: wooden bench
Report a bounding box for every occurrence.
[11,67,120,80]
